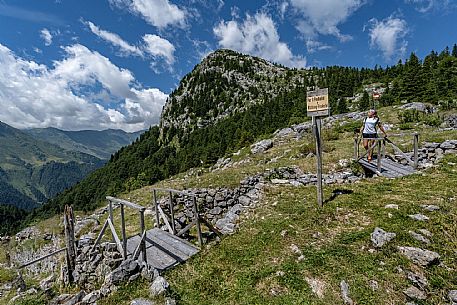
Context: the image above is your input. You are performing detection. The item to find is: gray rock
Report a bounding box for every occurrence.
[39,274,55,291]
[408,231,430,244]
[440,140,457,150]
[403,286,427,300]
[448,290,457,303]
[270,178,289,184]
[420,204,440,212]
[81,290,100,304]
[209,207,223,215]
[384,204,399,209]
[251,139,273,154]
[406,270,428,289]
[149,276,169,296]
[409,214,429,221]
[340,280,354,305]
[238,196,251,206]
[165,298,177,305]
[371,227,396,248]
[275,127,296,139]
[131,299,155,305]
[397,246,440,266]
[417,229,432,237]
[62,291,86,305]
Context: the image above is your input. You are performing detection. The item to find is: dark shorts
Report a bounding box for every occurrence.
[362,133,377,139]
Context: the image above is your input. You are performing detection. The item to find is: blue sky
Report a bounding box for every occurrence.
[0,0,456,131]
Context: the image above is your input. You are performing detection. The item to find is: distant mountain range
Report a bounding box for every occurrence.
[25,128,142,160]
[0,121,142,210]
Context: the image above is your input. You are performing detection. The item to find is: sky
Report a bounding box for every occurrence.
[0,0,456,132]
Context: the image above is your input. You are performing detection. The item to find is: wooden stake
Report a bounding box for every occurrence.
[63,205,76,284]
[414,133,419,169]
[313,116,324,208]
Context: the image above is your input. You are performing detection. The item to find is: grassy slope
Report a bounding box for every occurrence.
[96,110,457,305]
[3,107,457,305]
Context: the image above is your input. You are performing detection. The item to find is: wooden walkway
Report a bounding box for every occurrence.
[359,157,417,178]
[126,228,199,271]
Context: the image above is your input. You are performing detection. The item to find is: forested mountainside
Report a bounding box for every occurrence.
[26,128,142,159]
[0,121,104,210]
[28,46,457,222]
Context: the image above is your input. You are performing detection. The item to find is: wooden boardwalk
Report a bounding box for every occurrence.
[358,157,417,178]
[126,228,199,271]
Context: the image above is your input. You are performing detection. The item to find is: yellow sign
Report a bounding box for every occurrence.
[307,88,329,116]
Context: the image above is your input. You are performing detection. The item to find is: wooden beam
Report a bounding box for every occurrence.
[176,219,197,237]
[91,219,109,253]
[414,133,419,169]
[169,191,176,234]
[107,219,124,258]
[139,210,147,263]
[193,196,203,247]
[153,189,160,228]
[120,204,127,259]
[157,205,174,234]
[133,231,146,260]
[152,188,196,197]
[63,205,76,283]
[199,216,223,238]
[106,196,145,211]
[19,247,67,269]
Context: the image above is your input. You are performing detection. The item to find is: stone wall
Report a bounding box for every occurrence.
[393,140,457,166]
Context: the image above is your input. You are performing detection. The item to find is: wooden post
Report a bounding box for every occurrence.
[108,199,115,242]
[414,133,419,169]
[63,205,76,284]
[139,210,147,263]
[313,116,324,208]
[354,136,359,160]
[168,191,176,234]
[153,189,160,228]
[377,140,382,172]
[192,196,203,247]
[120,204,127,259]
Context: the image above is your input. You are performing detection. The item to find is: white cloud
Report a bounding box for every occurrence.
[289,0,365,41]
[405,0,453,13]
[368,16,408,60]
[40,28,53,46]
[305,39,332,53]
[83,20,175,69]
[109,0,186,29]
[84,20,142,56]
[0,43,167,131]
[213,13,306,68]
[142,34,175,65]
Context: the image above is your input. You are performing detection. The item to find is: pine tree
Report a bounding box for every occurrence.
[337,97,349,114]
[452,44,457,57]
[400,52,426,103]
[359,91,370,111]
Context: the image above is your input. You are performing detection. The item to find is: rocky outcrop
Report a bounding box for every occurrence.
[371,227,396,248]
[397,246,440,266]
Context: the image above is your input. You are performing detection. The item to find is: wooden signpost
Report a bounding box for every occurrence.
[307,88,329,208]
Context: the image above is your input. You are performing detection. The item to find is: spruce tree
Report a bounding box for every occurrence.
[359,91,370,111]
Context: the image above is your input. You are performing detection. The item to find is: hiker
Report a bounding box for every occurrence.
[359,109,387,162]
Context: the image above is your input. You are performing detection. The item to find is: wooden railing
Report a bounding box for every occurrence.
[91,196,147,263]
[354,132,420,171]
[152,188,222,247]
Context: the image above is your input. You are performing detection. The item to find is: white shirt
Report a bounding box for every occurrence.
[363,117,379,134]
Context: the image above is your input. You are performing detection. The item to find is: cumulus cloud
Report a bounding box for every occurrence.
[84,20,142,56]
[289,0,365,41]
[213,13,306,67]
[368,16,408,61]
[40,28,53,46]
[0,43,167,131]
[142,34,175,65]
[83,20,175,69]
[109,0,186,29]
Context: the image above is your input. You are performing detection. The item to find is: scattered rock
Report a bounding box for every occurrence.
[417,229,433,237]
[409,231,430,244]
[289,244,302,256]
[368,280,379,291]
[406,270,428,289]
[421,204,440,212]
[403,286,427,300]
[371,227,396,248]
[39,274,55,291]
[397,246,440,266]
[409,214,429,221]
[280,230,288,238]
[149,276,169,296]
[251,139,273,154]
[305,277,326,299]
[384,204,399,209]
[81,290,101,304]
[270,179,289,184]
[448,290,457,303]
[131,299,155,305]
[340,280,354,305]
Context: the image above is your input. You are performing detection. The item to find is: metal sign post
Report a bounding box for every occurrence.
[307,88,329,208]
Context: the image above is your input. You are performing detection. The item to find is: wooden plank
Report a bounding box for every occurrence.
[380,160,416,176]
[132,231,146,260]
[152,188,196,197]
[147,228,199,257]
[106,196,145,211]
[199,216,223,238]
[358,159,397,178]
[91,219,109,253]
[144,233,191,262]
[176,219,197,237]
